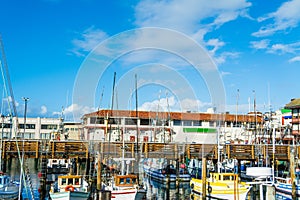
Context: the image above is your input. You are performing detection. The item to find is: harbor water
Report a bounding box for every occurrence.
[3,158,295,200]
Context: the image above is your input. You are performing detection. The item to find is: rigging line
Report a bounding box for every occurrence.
[1,86,4,115]
[98,86,105,110]
[0,61,12,117]
[0,35,19,134]
[0,36,27,197]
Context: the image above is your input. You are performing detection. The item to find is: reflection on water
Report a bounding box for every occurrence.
[7,158,40,190]
[143,176,190,200]
[3,158,295,200]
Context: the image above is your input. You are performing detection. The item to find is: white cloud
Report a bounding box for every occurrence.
[70,1,251,66]
[71,26,109,56]
[250,40,270,50]
[251,40,300,56]
[289,56,300,63]
[134,0,251,35]
[40,105,47,114]
[214,52,240,64]
[53,104,95,122]
[267,42,300,54]
[139,96,211,113]
[134,0,251,64]
[253,0,300,37]
[206,39,225,54]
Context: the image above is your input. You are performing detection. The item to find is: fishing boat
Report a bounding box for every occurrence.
[0,172,19,199]
[190,172,252,200]
[49,174,90,200]
[143,158,190,183]
[274,177,300,198]
[104,173,146,200]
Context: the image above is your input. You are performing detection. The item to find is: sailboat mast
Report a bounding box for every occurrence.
[108,72,116,171]
[135,74,140,186]
[0,35,19,138]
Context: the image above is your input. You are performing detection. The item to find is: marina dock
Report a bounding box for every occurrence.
[0,140,293,161]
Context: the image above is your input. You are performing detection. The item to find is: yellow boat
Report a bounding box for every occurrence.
[190,173,252,200]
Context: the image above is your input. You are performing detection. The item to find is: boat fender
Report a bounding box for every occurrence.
[207,185,212,194]
[190,194,194,200]
[190,183,194,189]
[65,185,75,192]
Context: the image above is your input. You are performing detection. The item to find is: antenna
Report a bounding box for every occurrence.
[235,89,239,126]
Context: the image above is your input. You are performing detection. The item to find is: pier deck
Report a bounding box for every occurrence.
[0,139,294,161]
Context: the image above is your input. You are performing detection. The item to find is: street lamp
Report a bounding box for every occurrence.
[22,97,29,139]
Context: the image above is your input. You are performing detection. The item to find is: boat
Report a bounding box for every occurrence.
[190,172,252,200]
[47,158,71,174]
[274,177,300,198]
[143,158,191,183]
[49,174,90,200]
[103,173,146,200]
[0,172,19,199]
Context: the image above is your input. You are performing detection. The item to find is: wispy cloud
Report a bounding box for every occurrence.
[250,39,270,49]
[71,26,109,56]
[253,0,300,37]
[251,40,300,55]
[139,95,212,112]
[134,0,251,63]
[40,105,47,115]
[53,104,95,121]
[289,56,300,63]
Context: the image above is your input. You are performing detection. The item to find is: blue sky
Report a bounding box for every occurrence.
[0,0,300,121]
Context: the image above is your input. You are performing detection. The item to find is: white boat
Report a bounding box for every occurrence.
[104,174,145,200]
[274,177,300,198]
[190,172,252,200]
[49,174,90,200]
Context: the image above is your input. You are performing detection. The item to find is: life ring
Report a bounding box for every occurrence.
[65,185,75,192]
[288,179,292,184]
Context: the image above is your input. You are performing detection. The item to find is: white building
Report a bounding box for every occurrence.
[0,116,63,139]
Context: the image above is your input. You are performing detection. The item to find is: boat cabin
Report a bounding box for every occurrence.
[210,173,239,182]
[114,174,137,187]
[0,173,10,188]
[57,175,88,192]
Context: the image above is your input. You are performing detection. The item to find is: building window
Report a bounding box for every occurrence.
[24,133,34,139]
[108,118,121,125]
[40,133,51,139]
[19,124,36,129]
[140,119,150,125]
[41,124,58,130]
[125,118,137,125]
[193,120,202,126]
[173,120,181,126]
[293,124,299,131]
[183,120,192,126]
[209,121,215,127]
[2,124,12,128]
[90,117,104,124]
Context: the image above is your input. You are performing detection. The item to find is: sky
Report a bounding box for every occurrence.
[0,0,300,121]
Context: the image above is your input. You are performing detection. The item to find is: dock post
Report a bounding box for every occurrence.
[290,146,296,199]
[97,142,102,191]
[202,157,206,199]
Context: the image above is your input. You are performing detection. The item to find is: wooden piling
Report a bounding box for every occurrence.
[202,157,206,199]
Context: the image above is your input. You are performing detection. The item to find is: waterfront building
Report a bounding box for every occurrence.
[82,109,263,144]
[0,116,70,140]
[285,98,300,143]
[63,122,83,140]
